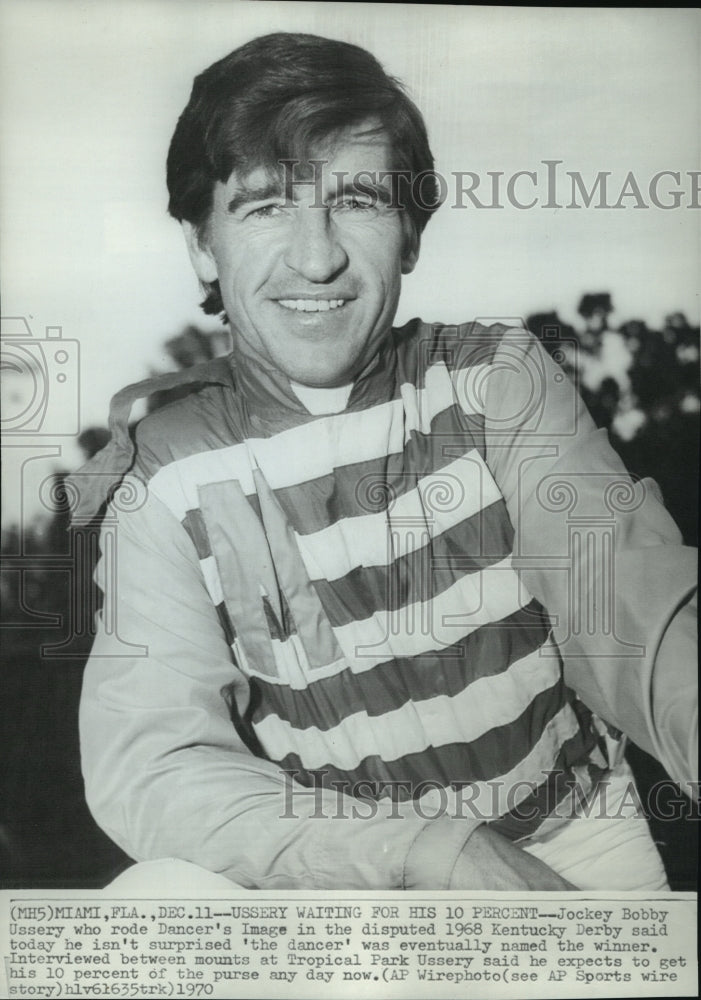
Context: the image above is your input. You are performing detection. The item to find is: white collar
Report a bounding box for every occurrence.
[289,381,354,415]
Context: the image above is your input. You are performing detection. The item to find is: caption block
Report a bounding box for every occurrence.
[3,895,697,998]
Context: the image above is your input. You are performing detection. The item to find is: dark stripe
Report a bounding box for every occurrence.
[310,499,514,627]
[395,320,505,392]
[491,721,604,841]
[182,508,211,559]
[262,596,284,641]
[215,601,237,645]
[269,681,573,803]
[279,589,297,636]
[250,600,553,729]
[270,406,486,536]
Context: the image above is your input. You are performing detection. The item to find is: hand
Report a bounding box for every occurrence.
[449,825,578,891]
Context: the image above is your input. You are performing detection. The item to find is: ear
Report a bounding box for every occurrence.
[401,243,419,275]
[400,217,419,275]
[181,220,219,284]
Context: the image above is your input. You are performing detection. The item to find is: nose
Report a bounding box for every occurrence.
[282,206,348,283]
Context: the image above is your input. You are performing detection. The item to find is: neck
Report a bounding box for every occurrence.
[230,328,398,427]
[289,381,354,415]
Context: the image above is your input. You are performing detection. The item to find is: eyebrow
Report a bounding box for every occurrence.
[227,182,283,214]
[226,176,395,214]
[333,179,393,206]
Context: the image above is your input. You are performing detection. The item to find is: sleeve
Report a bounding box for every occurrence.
[79,482,479,889]
[481,327,697,792]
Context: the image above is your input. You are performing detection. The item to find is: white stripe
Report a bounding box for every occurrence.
[253,637,562,771]
[420,705,583,822]
[399,360,488,443]
[251,360,489,488]
[331,556,526,672]
[296,451,502,583]
[248,399,406,489]
[199,555,224,607]
[149,443,257,522]
[399,361,453,443]
[146,358,491,522]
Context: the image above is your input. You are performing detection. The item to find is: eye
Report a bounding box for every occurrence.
[336,195,376,212]
[247,203,285,220]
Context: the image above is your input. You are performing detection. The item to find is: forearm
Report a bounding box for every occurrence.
[81,673,442,888]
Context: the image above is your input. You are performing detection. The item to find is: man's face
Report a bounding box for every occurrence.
[184,124,417,387]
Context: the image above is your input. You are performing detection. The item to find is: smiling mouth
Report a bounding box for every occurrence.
[277,298,348,312]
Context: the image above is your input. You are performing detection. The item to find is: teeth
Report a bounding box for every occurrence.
[278,299,346,312]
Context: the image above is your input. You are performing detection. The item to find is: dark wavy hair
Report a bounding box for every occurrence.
[166,32,440,318]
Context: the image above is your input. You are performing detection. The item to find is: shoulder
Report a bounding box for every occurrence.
[393,317,532,380]
[119,357,242,481]
[68,357,241,524]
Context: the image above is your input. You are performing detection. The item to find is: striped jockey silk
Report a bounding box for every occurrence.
[132,320,611,839]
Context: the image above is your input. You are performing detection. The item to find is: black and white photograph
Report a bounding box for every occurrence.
[1,3,698,997]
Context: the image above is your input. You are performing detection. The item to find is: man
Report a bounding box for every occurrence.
[75,33,697,891]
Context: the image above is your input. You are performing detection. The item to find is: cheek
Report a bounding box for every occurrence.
[357,239,404,293]
[217,258,255,304]
[372,252,404,305]
[210,231,261,280]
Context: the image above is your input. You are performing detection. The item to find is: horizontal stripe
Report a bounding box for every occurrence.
[310,501,514,628]
[329,556,526,673]
[271,406,486,536]
[295,451,503,583]
[196,461,513,658]
[481,721,599,837]
[251,360,488,493]
[253,639,562,771]
[250,600,553,725]
[418,706,588,828]
[493,736,604,840]
[216,553,532,690]
[273,692,580,798]
[250,398,406,489]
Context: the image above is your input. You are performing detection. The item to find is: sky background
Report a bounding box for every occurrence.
[1,2,699,525]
